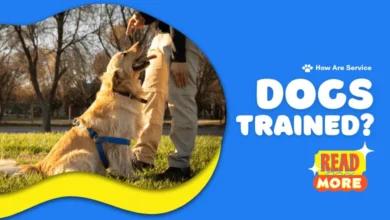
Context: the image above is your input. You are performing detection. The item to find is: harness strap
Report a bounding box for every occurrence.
[86,127,130,169]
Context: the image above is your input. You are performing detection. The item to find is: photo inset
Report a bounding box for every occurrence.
[0,4,225,192]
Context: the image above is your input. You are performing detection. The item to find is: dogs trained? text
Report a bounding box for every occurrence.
[236,78,374,136]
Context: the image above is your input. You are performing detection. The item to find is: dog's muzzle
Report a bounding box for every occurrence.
[132,55,157,71]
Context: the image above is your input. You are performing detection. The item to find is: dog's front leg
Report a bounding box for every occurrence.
[109,162,134,178]
[107,147,134,178]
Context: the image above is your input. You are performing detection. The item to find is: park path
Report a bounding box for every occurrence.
[0,125,224,136]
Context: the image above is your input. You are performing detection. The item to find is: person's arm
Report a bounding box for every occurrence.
[170,28,188,88]
[126,11,157,36]
[139,12,157,25]
[171,28,186,62]
[129,13,187,63]
[128,12,171,34]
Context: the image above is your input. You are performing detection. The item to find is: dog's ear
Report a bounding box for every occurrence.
[101,68,123,91]
[111,68,124,89]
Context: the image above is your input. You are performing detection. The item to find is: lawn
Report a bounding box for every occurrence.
[0,133,221,193]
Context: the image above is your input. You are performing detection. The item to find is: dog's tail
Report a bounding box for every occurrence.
[0,160,20,176]
[0,160,43,176]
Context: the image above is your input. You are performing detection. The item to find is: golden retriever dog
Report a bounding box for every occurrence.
[0,42,155,178]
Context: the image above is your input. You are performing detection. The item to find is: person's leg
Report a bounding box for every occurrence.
[168,95,198,168]
[131,33,171,169]
[156,38,201,180]
[131,91,167,167]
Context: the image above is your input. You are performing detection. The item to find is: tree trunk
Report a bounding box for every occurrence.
[41,103,51,132]
[0,103,4,125]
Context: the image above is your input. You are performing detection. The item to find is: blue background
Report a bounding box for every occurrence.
[1,0,389,219]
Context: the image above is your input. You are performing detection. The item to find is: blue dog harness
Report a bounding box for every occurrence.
[72,91,147,168]
[74,119,131,169]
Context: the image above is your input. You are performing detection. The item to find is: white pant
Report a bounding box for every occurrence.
[132,33,200,168]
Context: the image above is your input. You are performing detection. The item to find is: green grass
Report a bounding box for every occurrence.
[0,133,221,193]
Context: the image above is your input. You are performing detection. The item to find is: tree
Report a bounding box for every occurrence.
[94,5,155,59]
[0,56,23,124]
[92,4,156,85]
[0,4,225,130]
[0,26,23,124]
[60,47,101,113]
[92,51,111,76]
[196,55,225,120]
[12,7,98,131]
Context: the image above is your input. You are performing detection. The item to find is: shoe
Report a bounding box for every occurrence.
[154,167,191,182]
[131,159,154,171]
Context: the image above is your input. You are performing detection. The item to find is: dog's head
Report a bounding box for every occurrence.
[101,42,156,95]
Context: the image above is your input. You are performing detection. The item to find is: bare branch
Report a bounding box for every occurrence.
[105,5,122,51]
[62,9,82,52]
[59,67,68,78]
[96,27,112,58]
[63,28,98,51]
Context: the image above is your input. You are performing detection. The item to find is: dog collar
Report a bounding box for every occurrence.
[116,91,147,104]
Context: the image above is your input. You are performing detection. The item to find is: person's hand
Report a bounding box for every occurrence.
[171,62,188,88]
[126,12,145,36]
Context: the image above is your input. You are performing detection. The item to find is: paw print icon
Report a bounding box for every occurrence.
[302,64,313,73]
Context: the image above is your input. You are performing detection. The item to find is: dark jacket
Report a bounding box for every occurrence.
[140,12,186,63]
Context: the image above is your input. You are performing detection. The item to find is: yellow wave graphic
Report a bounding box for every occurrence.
[0,148,220,218]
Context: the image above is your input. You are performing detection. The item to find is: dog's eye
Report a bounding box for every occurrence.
[122,53,127,57]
